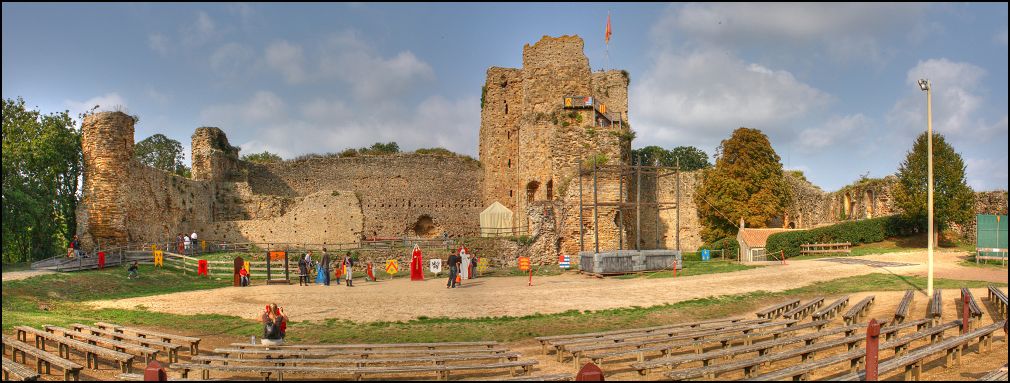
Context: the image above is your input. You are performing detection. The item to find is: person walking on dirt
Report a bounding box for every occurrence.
[343,252,355,287]
[321,249,331,286]
[447,250,461,288]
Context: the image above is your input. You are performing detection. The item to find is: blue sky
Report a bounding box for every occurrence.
[3,3,1007,191]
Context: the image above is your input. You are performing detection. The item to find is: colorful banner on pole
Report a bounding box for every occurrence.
[518,256,531,271]
[269,251,285,261]
[559,255,570,269]
[429,259,442,273]
[153,250,164,267]
[477,258,489,274]
[385,259,399,275]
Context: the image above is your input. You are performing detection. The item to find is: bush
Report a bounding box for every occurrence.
[699,237,740,261]
[766,215,920,258]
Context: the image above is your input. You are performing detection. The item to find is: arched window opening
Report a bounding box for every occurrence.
[526,181,540,202]
[546,179,554,200]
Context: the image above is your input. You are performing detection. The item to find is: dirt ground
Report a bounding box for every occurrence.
[2,269,55,282]
[88,249,1006,323]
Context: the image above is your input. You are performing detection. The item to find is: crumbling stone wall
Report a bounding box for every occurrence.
[949,190,1009,240]
[245,155,483,239]
[200,190,363,245]
[191,127,243,182]
[78,112,137,248]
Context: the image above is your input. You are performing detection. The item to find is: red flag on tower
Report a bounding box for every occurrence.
[605,12,612,45]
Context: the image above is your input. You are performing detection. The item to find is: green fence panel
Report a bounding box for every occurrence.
[976,214,1008,259]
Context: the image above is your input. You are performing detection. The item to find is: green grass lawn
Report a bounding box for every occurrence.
[614,260,759,279]
[790,233,972,261]
[3,264,1004,344]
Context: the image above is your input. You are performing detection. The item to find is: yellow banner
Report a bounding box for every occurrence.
[153,250,164,267]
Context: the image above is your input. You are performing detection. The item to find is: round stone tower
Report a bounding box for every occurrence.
[80,111,135,248]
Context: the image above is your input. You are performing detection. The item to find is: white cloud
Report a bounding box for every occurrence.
[887,59,988,138]
[797,114,872,152]
[210,42,255,75]
[652,3,924,65]
[264,40,307,84]
[180,11,218,47]
[200,91,286,127]
[317,32,435,101]
[965,157,1009,191]
[631,48,831,148]
[65,93,128,118]
[148,33,169,56]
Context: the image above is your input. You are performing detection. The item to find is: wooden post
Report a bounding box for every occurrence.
[593,161,599,255]
[962,290,970,334]
[865,319,880,381]
[579,163,584,253]
[619,168,624,251]
[676,157,680,252]
[636,161,641,251]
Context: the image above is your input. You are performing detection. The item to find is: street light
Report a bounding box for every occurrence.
[918,78,934,297]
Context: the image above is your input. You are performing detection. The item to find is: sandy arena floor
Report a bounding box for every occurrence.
[88,250,1006,323]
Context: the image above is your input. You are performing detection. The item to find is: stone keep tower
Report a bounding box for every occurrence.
[79,112,136,248]
[480,35,632,235]
[191,127,242,182]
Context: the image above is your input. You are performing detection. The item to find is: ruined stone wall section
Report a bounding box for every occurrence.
[784,173,833,229]
[191,127,243,182]
[558,172,625,257]
[479,68,523,214]
[246,155,483,239]
[199,190,363,245]
[949,190,1008,240]
[591,70,630,121]
[123,163,214,243]
[79,112,137,248]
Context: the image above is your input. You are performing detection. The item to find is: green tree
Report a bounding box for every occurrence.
[242,151,283,164]
[134,134,190,177]
[892,132,974,241]
[360,142,400,155]
[2,97,82,263]
[631,145,711,171]
[694,127,792,243]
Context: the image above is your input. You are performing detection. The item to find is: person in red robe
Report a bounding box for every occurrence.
[410,245,424,281]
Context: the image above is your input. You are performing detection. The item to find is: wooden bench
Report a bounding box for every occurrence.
[227,340,499,352]
[497,373,574,381]
[214,346,514,360]
[831,320,1006,381]
[45,326,160,364]
[748,320,961,381]
[71,324,183,363]
[2,336,83,381]
[15,326,135,373]
[584,319,826,369]
[843,296,875,325]
[800,242,851,255]
[533,317,747,355]
[549,318,772,362]
[563,320,794,367]
[782,297,825,320]
[812,296,850,321]
[961,288,984,327]
[94,322,201,355]
[894,290,915,324]
[755,299,800,319]
[171,359,538,380]
[987,285,1007,318]
[979,364,1008,381]
[3,356,40,381]
[927,290,943,323]
[191,351,522,367]
[661,317,936,381]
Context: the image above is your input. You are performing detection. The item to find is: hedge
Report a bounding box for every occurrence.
[766,215,920,259]
[699,237,740,261]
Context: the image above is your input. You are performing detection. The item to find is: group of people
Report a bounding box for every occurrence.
[297,249,357,287]
[446,250,479,288]
[260,303,288,345]
[175,232,199,255]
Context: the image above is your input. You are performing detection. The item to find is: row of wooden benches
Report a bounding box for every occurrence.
[3,322,201,381]
[989,285,1008,318]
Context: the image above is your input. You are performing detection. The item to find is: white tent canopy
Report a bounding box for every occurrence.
[480,202,513,237]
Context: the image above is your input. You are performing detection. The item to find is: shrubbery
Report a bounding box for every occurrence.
[766,215,920,258]
[699,237,740,261]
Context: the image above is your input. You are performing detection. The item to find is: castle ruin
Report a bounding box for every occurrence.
[75,35,1007,262]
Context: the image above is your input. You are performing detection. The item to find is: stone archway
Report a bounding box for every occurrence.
[526,181,540,202]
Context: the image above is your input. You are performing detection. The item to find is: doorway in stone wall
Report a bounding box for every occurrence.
[526,181,540,202]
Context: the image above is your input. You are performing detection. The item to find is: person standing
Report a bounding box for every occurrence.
[343,252,355,287]
[70,235,81,258]
[321,248,331,286]
[183,233,191,255]
[239,266,250,286]
[298,251,310,286]
[190,231,199,255]
[446,250,460,288]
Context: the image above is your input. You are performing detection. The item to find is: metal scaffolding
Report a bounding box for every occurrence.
[577,159,683,254]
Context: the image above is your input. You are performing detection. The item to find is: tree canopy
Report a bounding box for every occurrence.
[631,145,711,171]
[694,127,792,243]
[893,131,974,235]
[241,151,283,164]
[2,97,82,263]
[134,134,190,177]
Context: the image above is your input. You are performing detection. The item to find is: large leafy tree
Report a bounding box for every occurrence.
[893,132,974,241]
[694,127,792,242]
[241,151,283,164]
[2,97,82,263]
[631,145,711,171]
[135,134,190,177]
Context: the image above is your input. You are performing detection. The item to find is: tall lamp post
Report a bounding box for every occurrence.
[918,78,934,297]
